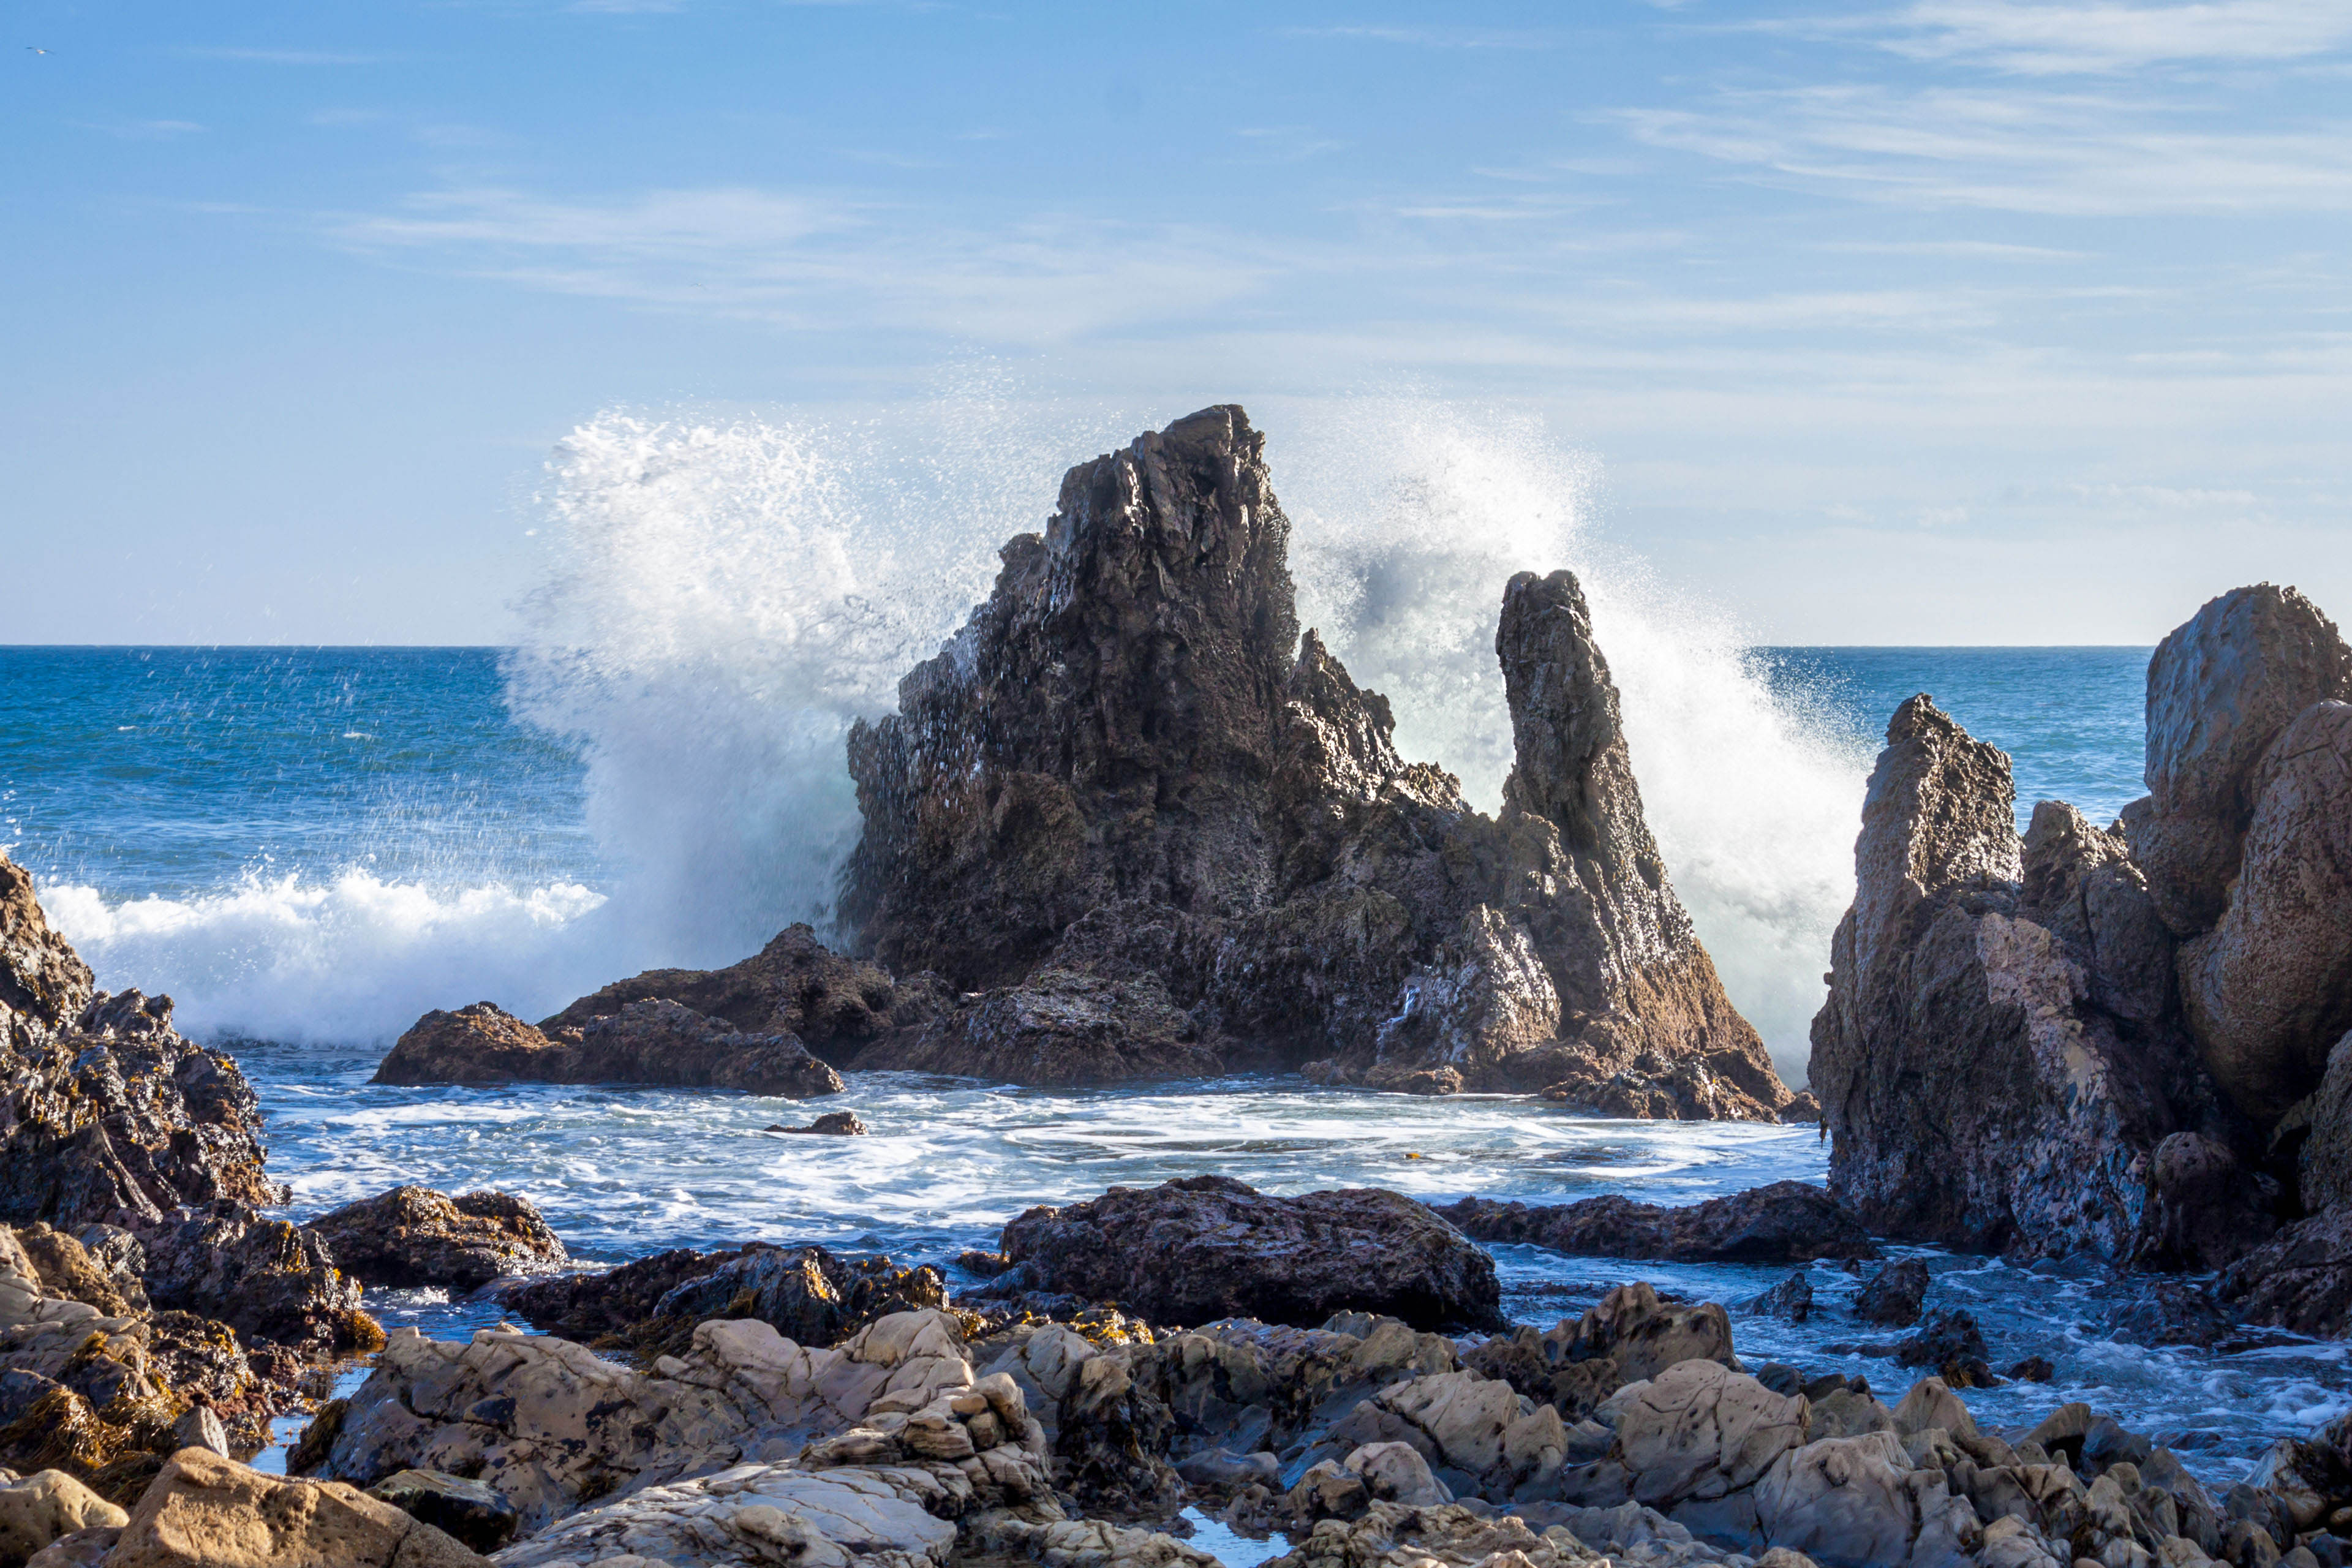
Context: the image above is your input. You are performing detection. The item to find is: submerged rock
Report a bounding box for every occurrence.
[980,1175,1503,1332]
[837,408,1789,1111]
[769,1110,869,1135]
[1851,1260,1928,1329]
[1431,1182,1877,1265]
[306,1186,566,1292]
[372,997,843,1098]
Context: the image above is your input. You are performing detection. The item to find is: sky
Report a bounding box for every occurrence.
[7,0,2351,646]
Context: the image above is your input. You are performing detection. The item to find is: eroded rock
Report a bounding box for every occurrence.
[1434,1183,1876,1265]
[307,1187,565,1292]
[373,998,843,1098]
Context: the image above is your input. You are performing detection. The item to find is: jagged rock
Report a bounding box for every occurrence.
[771,1111,869,1135]
[2103,1281,2241,1350]
[1432,1182,1875,1265]
[1466,1284,1735,1423]
[1852,1260,1928,1328]
[134,1202,375,1359]
[372,998,843,1097]
[2122,584,2352,940]
[105,1448,489,1567]
[977,1323,1181,1513]
[540,921,944,1057]
[853,968,1223,1086]
[1138,1314,1455,1466]
[979,1176,1502,1332]
[2299,1035,2352,1217]
[1617,1361,1808,1512]
[496,1243,941,1353]
[1305,1368,1570,1502]
[6,1227,135,1318]
[1744,1272,1813,1322]
[2179,700,2352,1126]
[837,409,1785,1110]
[309,1310,1009,1532]
[306,1187,565,1292]
[1808,695,2235,1263]
[1894,1310,1990,1384]
[1753,1431,1978,1568]
[2219,1206,2352,1336]
[1267,1500,1605,1568]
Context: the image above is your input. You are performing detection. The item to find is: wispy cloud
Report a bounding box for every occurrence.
[1614,85,2352,214]
[1781,0,2352,75]
[182,46,391,66]
[326,185,1278,339]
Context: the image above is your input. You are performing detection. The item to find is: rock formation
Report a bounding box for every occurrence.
[494,1241,943,1354]
[974,1175,1503,1332]
[835,406,1789,1114]
[1431,1182,1878,1265]
[306,1187,566,1292]
[1811,581,2352,1272]
[372,998,843,1098]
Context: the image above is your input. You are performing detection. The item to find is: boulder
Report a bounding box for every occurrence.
[2121,584,2351,939]
[1807,696,2234,1263]
[132,1202,375,1359]
[1754,1431,1973,1568]
[0,1470,126,1566]
[1852,1260,1928,1328]
[540,921,944,1058]
[853,968,1224,1086]
[2298,1034,2352,1217]
[362,1469,519,1555]
[1745,1272,1814,1322]
[2219,1205,2352,1336]
[837,409,1787,1110]
[982,1176,1502,1331]
[2177,701,2352,1126]
[1306,1369,1569,1501]
[104,1448,489,1567]
[771,1111,869,1135]
[306,1187,565,1291]
[497,1243,941,1352]
[1464,1283,1735,1423]
[1431,1182,1877,1264]
[1616,1361,1808,1511]
[372,998,843,1097]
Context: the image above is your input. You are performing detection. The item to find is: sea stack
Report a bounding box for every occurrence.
[839,405,1790,1115]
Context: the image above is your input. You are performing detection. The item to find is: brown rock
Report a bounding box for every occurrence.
[0,856,93,1054]
[1430,1180,1877,1264]
[135,1204,375,1360]
[106,1448,490,1567]
[2299,1033,2352,1216]
[368,1002,565,1086]
[2122,583,2352,937]
[983,1174,1503,1331]
[306,1188,566,1292]
[2178,700,2352,1125]
[853,967,1222,1086]
[372,998,842,1098]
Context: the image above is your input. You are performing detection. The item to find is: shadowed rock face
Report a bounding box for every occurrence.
[372,998,844,1098]
[839,407,1786,1113]
[1430,1181,1879,1265]
[1808,697,2239,1263]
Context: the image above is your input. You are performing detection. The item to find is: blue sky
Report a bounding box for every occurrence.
[8,0,2352,644]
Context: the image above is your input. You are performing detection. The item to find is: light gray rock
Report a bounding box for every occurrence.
[170,1404,230,1457]
[1343,1440,1453,1505]
[0,1471,127,1567]
[1617,1360,1809,1512]
[1754,1431,1972,1568]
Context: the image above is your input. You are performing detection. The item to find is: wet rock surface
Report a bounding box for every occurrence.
[373,997,844,1098]
[834,408,1789,1110]
[1432,1183,1877,1265]
[979,1175,1504,1332]
[497,1242,943,1354]
[307,1186,565,1292]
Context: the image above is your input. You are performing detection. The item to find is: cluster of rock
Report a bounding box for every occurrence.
[1809,584,2352,1277]
[379,409,1795,1118]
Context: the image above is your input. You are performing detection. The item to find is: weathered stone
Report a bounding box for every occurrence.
[1432,1183,1876,1265]
[1809,696,2234,1264]
[1618,1361,1808,1511]
[107,1449,489,1567]
[133,1202,374,1359]
[541,921,943,1056]
[363,1469,519,1554]
[1852,1260,1928,1328]
[854,968,1223,1086]
[982,1176,1502,1331]
[306,1187,565,1291]
[497,1243,944,1353]
[1745,1272,1814,1322]
[372,998,843,1097]
[2179,701,2352,1126]
[772,1111,870,1136]
[1754,1431,1967,1568]
[2123,584,2352,939]
[2220,1206,2352,1336]
[837,409,1785,1110]
[0,1470,126,1566]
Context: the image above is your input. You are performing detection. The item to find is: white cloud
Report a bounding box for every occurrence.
[1614,85,2352,214]
[1857,0,2352,75]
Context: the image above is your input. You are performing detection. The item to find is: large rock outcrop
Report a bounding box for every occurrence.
[306,1186,567,1292]
[373,998,843,1098]
[976,1175,1504,1331]
[1431,1182,1878,1264]
[1807,697,2238,1263]
[837,406,1788,1113]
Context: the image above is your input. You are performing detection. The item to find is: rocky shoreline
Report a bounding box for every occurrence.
[1,409,2348,1567]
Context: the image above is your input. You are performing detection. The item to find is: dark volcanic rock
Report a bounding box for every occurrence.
[1852,1259,1929,1328]
[540,922,944,1060]
[137,1201,375,1358]
[837,408,1788,1110]
[767,1110,868,1135]
[367,1468,521,1555]
[982,1174,1503,1331]
[307,1186,567,1291]
[2105,1281,2241,1351]
[1896,1308,1991,1382]
[1430,1181,1875,1264]
[495,1242,940,1351]
[1743,1270,1813,1322]
[2220,1206,2352,1337]
[1807,696,2237,1264]
[373,998,843,1098]
[853,967,1223,1087]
